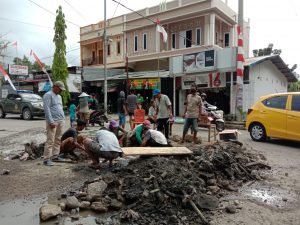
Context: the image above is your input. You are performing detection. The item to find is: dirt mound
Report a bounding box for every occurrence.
[57,142,271,224]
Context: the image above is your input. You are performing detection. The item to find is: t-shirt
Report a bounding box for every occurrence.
[155,94,171,119]
[131,124,143,144]
[90,99,99,111]
[96,130,122,153]
[148,106,155,117]
[79,97,89,113]
[69,104,76,120]
[61,128,77,141]
[144,129,168,145]
[127,94,137,113]
[43,90,65,124]
[117,97,126,114]
[186,94,202,118]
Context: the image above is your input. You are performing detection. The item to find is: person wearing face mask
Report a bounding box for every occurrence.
[180,85,203,144]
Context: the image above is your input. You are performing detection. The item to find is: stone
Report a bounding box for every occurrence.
[225,205,237,214]
[40,204,62,221]
[282,197,288,202]
[197,194,219,210]
[59,202,66,211]
[207,185,220,193]
[79,201,91,209]
[207,179,217,186]
[110,199,123,210]
[2,169,10,175]
[87,181,108,197]
[66,196,80,209]
[172,135,181,142]
[91,202,108,213]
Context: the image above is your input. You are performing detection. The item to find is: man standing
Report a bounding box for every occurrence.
[43,81,66,166]
[126,89,137,130]
[117,91,127,128]
[181,86,202,144]
[78,92,90,125]
[153,89,172,140]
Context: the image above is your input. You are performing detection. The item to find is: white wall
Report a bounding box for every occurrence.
[246,60,288,108]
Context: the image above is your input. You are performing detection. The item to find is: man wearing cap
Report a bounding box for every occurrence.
[108,119,127,147]
[140,120,169,147]
[181,85,203,144]
[77,92,90,126]
[117,91,127,129]
[153,89,172,140]
[42,81,66,166]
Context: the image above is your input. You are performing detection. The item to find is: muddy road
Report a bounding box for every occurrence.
[0,117,300,225]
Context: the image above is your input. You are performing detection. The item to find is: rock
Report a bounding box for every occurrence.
[87,181,108,197]
[79,201,91,209]
[282,197,288,202]
[225,205,237,214]
[185,134,193,143]
[40,204,62,221]
[207,185,220,193]
[207,179,217,186]
[19,152,29,161]
[197,194,219,210]
[172,135,181,142]
[59,202,66,211]
[2,169,10,175]
[91,202,108,213]
[110,199,123,210]
[168,215,178,223]
[66,196,80,209]
[285,173,289,177]
[60,193,68,198]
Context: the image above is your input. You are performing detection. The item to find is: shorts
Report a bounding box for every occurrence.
[128,111,134,117]
[183,118,198,134]
[118,113,126,125]
[79,112,90,120]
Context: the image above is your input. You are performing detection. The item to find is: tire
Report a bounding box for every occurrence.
[216,121,225,131]
[0,107,6,118]
[22,108,33,120]
[249,123,266,142]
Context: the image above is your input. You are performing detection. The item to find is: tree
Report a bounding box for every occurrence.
[12,55,50,73]
[52,5,69,104]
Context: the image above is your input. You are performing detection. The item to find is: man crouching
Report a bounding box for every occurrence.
[77,128,123,168]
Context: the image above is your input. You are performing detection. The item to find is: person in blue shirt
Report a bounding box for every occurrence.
[69,99,77,127]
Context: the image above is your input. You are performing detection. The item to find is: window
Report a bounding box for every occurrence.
[143,33,147,51]
[171,33,176,49]
[117,41,121,55]
[224,32,230,47]
[263,96,287,110]
[196,28,201,46]
[215,32,218,45]
[291,95,300,112]
[92,51,95,62]
[107,44,111,56]
[134,35,138,52]
[186,30,192,48]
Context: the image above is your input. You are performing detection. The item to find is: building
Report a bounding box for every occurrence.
[80,0,295,116]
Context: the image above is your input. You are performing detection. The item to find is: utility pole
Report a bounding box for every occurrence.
[103,0,108,114]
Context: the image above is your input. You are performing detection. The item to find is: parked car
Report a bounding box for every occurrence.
[246,92,300,142]
[0,91,44,120]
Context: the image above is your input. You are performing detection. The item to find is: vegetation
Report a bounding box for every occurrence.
[52,6,69,104]
[252,43,282,57]
[12,56,50,72]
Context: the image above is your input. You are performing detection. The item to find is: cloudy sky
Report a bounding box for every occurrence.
[0,0,299,73]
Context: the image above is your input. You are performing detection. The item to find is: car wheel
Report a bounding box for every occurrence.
[22,108,33,120]
[0,107,6,118]
[250,123,266,142]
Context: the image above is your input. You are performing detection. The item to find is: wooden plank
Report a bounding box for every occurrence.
[122,147,192,156]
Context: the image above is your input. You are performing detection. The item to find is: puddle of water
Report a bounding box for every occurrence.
[240,183,299,208]
[0,196,47,225]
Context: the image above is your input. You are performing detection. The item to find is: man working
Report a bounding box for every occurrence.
[140,120,169,147]
[59,119,87,159]
[78,128,123,168]
[108,119,127,147]
[153,89,172,140]
[43,81,66,166]
[129,122,146,146]
[181,85,203,144]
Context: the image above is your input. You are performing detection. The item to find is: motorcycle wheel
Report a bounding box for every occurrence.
[216,121,225,131]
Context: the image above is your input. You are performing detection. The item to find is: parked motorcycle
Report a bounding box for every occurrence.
[205,105,225,131]
[89,110,109,126]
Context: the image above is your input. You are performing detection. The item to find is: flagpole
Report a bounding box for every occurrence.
[15,43,19,90]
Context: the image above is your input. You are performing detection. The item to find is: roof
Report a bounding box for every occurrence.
[245,55,297,82]
[82,67,170,81]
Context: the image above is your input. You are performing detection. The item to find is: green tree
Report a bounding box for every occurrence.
[52,5,69,104]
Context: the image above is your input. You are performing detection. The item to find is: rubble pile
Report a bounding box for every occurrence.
[43,142,270,224]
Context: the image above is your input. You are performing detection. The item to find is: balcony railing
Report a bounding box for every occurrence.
[82,56,103,66]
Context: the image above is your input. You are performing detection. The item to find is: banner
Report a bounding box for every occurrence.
[182,73,225,90]
[183,50,215,73]
[30,50,52,85]
[128,78,159,90]
[9,64,28,75]
[0,64,16,91]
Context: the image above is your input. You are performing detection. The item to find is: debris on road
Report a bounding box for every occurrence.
[40,141,271,223]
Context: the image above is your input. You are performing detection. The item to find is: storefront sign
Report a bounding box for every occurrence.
[9,64,28,75]
[183,50,215,73]
[182,75,196,89]
[128,78,159,90]
[182,72,225,90]
[33,73,49,80]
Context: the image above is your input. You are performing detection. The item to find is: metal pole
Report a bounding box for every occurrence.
[103,0,108,114]
[126,38,129,95]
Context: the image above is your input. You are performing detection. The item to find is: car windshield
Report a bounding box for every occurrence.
[20,93,42,101]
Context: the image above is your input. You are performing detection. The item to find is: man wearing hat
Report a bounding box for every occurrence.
[153,89,172,140]
[77,92,90,126]
[43,81,66,166]
[108,119,127,147]
[140,120,169,147]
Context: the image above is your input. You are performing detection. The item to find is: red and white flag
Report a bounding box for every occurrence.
[156,19,168,43]
[236,25,245,84]
[29,49,52,84]
[0,64,16,91]
[11,41,17,48]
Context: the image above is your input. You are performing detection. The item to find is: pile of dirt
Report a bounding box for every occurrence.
[45,142,271,224]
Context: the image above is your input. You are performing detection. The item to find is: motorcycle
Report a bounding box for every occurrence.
[89,110,109,127]
[204,105,225,132]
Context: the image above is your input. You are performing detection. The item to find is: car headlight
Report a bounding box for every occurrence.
[32,103,43,108]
